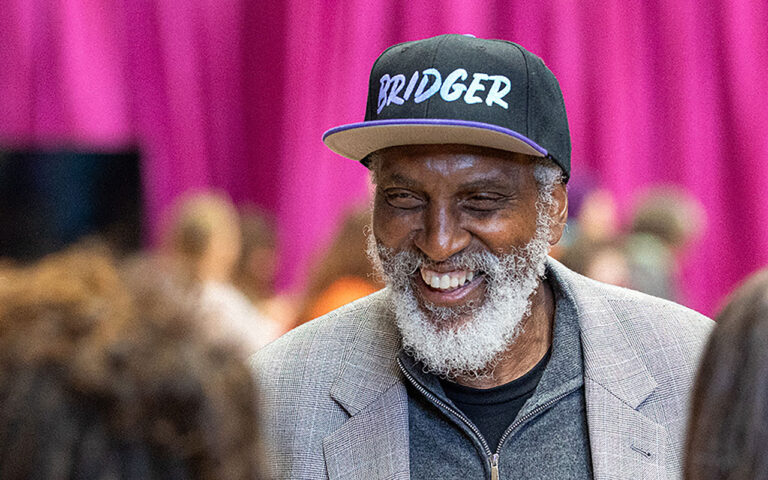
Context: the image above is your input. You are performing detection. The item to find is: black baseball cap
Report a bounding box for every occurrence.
[322,34,572,182]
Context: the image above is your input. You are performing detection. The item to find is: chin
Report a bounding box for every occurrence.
[416,299,479,333]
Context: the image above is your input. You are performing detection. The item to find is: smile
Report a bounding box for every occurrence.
[416,267,487,308]
[420,268,476,291]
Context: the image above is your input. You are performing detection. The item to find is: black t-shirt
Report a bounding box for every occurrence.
[440,349,552,452]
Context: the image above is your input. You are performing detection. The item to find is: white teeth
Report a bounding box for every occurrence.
[420,268,477,291]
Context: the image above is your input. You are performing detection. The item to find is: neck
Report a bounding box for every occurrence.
[454,278,555,389]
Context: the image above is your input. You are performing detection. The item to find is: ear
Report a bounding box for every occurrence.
[547,183,569,246]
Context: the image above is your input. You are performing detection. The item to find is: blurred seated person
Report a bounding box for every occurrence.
[164,191,280,352]
[625,186,705,302]
[233,207,295,334]
[685,268,768,480]
[0,246,264,479]
[559,237,631,288]
[296,208,384,326]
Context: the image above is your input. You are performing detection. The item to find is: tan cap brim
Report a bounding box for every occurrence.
[323,119,547,162]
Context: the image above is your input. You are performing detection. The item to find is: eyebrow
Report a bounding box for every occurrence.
[458,179,514,191]
[382,174,515,192]
[383,173,422,189]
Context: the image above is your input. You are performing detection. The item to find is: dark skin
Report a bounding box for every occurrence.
[372,144,568,389]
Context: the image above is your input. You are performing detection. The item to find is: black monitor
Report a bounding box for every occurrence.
[0,149,142,262]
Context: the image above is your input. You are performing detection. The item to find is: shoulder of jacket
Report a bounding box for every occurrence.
[599,280,714,340]
[550,257,714,339]
[249,290,391,383]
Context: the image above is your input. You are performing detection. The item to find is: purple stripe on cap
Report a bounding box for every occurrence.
[322,118,548,156]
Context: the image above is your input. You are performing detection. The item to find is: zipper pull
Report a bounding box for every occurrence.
[491,453,499,480]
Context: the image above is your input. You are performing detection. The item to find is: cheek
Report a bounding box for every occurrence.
[465,215,538,252]
[372,199,419,249]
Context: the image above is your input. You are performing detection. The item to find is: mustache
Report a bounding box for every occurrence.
[375,244,503,277]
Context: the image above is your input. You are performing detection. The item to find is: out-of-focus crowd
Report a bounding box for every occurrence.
[151,191,383,350]
[557,185,706,304]
[0,189,380,479]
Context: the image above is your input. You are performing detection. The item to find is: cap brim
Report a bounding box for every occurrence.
[322,118,547,162]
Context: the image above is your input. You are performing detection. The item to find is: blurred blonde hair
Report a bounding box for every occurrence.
[163,191,242,281]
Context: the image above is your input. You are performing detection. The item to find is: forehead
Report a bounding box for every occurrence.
[373,144,537,187]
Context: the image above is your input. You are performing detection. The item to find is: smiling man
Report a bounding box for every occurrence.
[252,34,713,480]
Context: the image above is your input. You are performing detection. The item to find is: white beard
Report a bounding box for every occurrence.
[367,201,554,380]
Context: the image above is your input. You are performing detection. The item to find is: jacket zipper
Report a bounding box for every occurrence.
[398,359,492,452]
[398,358,570,480]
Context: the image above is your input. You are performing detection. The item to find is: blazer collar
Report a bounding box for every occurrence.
[547,258,658,408]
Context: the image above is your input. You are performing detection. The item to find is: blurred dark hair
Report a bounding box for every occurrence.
[0,245,263,479]
[685,269,768,480]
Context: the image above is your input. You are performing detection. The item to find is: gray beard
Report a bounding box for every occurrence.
[367,212,553,380]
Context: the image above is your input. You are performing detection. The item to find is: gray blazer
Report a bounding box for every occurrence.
[252,259,713,479]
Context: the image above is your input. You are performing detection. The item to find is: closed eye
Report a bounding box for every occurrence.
[384,189,425,210]
[462,193,510,211]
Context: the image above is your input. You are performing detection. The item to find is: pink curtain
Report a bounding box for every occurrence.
[2,0,767,315]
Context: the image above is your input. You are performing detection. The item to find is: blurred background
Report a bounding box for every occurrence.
[2,0,767,331]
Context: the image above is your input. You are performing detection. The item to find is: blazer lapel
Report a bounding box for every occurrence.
[324,292,410,479]
[548,259,668,479]
[580,312,668,480]
[323,382,410,480]
[584,377,667,479]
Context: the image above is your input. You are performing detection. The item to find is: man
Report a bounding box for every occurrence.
[252,34,713,479]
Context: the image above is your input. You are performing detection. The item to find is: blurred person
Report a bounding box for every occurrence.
[559,237,631,288]
[233,207,278,303]
[253,34,714,479]
[626,186,706,301]
[164,191,280,352]
[552,187,618,261]
[233,207,295,334]
[685,268,768,480]
[165,191,242,284]
[296,207,384,326]
[0,246,264,479]
[574,188,620,242]
[631,187,705,252]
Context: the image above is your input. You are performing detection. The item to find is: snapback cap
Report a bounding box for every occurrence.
[323,34,572,182]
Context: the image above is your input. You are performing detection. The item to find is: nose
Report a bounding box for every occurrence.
[413,201,471,262]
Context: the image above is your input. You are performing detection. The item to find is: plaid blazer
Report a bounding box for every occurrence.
[252,258,713,479]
